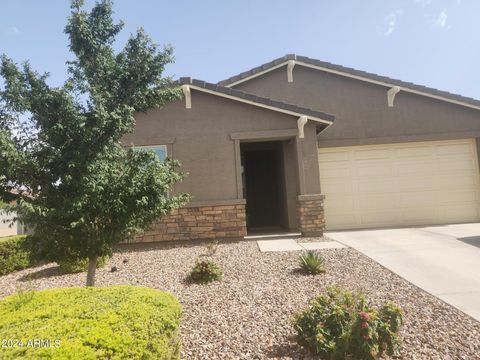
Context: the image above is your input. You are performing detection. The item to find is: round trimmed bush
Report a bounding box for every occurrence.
[0,286,182,359]
[0,235,31,275]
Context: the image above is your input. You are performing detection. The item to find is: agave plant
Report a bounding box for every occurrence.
[298,251,326,275]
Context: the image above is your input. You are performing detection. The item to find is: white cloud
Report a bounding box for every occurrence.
[383,10,404,37]
[415,0,433,7]
[427,9,450,29]
[2,26,20,36]
[433,9,448,27]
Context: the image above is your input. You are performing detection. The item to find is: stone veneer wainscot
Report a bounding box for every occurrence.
[296,194,326,237]
[125,200,247,243]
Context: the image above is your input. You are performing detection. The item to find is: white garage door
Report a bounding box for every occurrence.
[318,139,480,230]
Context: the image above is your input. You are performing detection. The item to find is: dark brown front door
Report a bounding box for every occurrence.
[243,149,281,228]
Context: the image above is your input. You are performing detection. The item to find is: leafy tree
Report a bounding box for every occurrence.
[0,0,188,286]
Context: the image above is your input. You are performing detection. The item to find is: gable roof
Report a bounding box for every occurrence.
[218,54,480,111]
[179,77,334,124]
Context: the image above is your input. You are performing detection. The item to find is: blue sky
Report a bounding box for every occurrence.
[1,0,479,99]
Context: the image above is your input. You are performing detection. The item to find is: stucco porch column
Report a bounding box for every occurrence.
[294,135,326,237]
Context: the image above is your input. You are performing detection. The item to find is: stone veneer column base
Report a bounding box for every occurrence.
[296,194,326,237]
[124,201,247,244]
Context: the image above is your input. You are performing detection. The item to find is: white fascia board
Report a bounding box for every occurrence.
[225,60,480,112]
[225,62,290,87]
[187,84,332,125]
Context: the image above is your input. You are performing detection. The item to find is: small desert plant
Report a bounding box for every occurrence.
[205,240,219,256]
[292,286,403,360]
[298,251,325,274]
[187,259,222,284]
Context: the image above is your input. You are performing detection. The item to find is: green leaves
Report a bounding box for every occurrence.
[65,0,180,114]
[0,286,182,359]
[0,0,186,285]
[292,286,403,359]
[187,259,223,284]
[298,250,326,275]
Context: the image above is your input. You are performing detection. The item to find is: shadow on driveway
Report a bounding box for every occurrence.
[458,236,480,248]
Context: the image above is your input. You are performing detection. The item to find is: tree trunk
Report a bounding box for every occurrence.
[86,255,98,287]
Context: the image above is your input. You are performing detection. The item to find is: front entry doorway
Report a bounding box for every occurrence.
[241,141,288,232]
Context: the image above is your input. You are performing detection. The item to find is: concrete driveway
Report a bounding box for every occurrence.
[326,223,480,322]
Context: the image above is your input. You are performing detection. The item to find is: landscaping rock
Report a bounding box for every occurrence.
[0,240,479,359]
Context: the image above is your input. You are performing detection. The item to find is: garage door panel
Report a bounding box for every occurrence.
[399,192,439,207]
[397,177,435,191]
[439,190,480,204]
[357,194,395,210]
[436,175,478,188]
[324,213,357,228]
[396,161,435,175]
[354,148,391,160]
[357,180,394,194]
[401,207,438,223]
[322,182,353,194]
[319,151,350,162]
[320,167,351,179]
[438,204,480,222]
[436,143,473,156]
[319,139,480,230]
[356,164,393,177]
[324,195,355,210]
[435,157,476,171]
[360,211,397,224]
[395,146,432,158]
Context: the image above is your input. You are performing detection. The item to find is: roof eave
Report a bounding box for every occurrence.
[219,55,480,112]
[179,77,334,125]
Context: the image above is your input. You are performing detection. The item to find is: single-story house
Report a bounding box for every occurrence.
[123,54,480,243]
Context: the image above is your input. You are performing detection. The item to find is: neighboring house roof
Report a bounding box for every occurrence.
[218,54,480,111]
[179,77,335,124]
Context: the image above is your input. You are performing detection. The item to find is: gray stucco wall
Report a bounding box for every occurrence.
[123,90,318,204]
[233,66,480,147]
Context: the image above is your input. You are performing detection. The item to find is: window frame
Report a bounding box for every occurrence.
[135,144,168,161]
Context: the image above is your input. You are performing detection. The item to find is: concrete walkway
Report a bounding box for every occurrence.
[326,223,480,322]
[256,238,346,252]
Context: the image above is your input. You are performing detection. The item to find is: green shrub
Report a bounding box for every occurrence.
[293,285,403,360]
[0,235,31,275]
[0,286,182,359]
[298,250,326,274]
[57,255,109,274]
[187,259,222,283]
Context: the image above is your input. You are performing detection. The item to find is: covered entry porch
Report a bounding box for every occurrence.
[231,128,326,236]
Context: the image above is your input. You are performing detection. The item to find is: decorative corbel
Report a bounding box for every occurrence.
[287,60,295,83]
[182,85,191,109]
[387,86,401,107]
[297,115,308,139]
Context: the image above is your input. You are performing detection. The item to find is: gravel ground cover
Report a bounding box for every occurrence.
[1,239,479,359]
